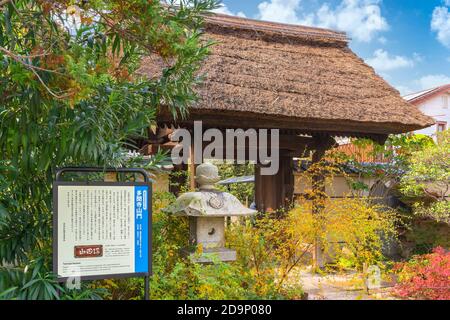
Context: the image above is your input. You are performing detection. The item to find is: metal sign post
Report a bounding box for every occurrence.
[53,167,152,300]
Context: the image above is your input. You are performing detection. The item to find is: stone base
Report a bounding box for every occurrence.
[182,247,236,263]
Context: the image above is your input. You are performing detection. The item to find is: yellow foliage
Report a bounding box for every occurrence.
[290,197,399,269]
[227,187,399,293]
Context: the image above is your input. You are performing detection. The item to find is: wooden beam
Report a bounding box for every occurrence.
[157,108,398,137]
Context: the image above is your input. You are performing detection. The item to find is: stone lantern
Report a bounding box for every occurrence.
[164,163,256,263]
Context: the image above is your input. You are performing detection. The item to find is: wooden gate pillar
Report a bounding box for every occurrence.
[255,152,294,212]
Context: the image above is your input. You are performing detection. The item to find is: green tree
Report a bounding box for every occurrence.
[400,130,450,225]
[328,134,435,198]
[0,0,219,299]
[216,162,254,204]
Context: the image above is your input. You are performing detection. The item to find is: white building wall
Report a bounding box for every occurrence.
[413,93,450,138]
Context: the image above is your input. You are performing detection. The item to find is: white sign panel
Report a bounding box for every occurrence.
[54,183,149,280]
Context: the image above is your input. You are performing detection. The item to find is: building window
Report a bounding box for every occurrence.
[443,95,449,109]
[436,121,447,133]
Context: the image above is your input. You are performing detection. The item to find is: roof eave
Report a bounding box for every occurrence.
[406,84,450,105]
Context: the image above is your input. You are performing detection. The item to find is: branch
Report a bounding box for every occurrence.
[422,188,440,202]
[0,46,71,99]
[0,46,64,74]
[28,66,72,99]
[276,243,313,291]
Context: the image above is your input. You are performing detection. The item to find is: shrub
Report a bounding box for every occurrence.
[402,218,450,255]
[93,175,400,300]
[215,163,254,204]
[400,130,450,225]
[0,258,105,300]
[394,247,450,300]
[91,278,143,300]
[321,198,399,269]
[226,213,309,297]
[149,192,301,300]
[226,196,398,295]
[93,192,302,300]
[280,197,398,271]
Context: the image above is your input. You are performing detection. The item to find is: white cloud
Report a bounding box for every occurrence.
[416,74,450,89]
[412,52,424,63]
[212,3,246,18]
[431,5,450,48]
[257,0,302,24]
[395,85,414,96]
[366,49,415,72]
[314,0,389,42]
[395,74,450,96]
[378,36,387,44]
[256,0,389,42]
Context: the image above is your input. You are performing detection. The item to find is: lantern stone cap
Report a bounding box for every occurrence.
[164,191,256,217]
[163,163,257,217]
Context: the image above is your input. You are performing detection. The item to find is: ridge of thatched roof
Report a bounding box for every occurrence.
[140,13,434,138]
[204,13,349,42]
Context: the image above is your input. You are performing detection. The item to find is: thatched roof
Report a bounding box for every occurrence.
[140,13,434,139]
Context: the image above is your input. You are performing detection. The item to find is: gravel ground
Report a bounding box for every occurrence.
[287,267,397,300]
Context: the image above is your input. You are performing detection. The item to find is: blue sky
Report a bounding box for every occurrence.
[212,0,450,95]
